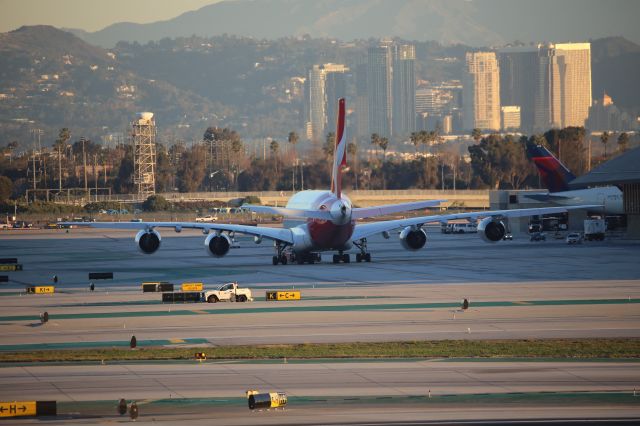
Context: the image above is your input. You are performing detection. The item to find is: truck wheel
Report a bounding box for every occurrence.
[238,295,247,302]
[207,295,218,303]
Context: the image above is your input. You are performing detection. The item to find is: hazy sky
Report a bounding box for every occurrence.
[0,0,222,32]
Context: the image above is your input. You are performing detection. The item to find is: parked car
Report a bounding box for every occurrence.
[530,232,546,242]
[566,232,583,244]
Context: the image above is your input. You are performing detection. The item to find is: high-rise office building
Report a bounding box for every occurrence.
[501,106,521,130]
[498,47,538,132]
[367,43,393,138]
[463,52,501,131]
[325,69,347,136]
[306,63,348,141]
[355,61,369,139]
[392,44,416,137]
[499,43,593,132]
[549,43,592,129]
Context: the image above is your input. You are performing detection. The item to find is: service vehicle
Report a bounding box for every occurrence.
[442,222,477,234]
[584,218,605,241]
[566,232,583,244]
[204,282,253,303]
[196,215,218,222]
[530,232,546,242]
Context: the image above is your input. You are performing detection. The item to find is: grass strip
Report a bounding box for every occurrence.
[0,338,638,363]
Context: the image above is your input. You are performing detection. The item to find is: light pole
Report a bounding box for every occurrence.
[80,137,88,195]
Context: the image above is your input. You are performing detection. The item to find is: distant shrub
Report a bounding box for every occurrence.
[243,195,262,205]
[142,195,171,211]
[84,201,123,212]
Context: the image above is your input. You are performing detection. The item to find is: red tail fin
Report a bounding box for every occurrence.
[330,98,347,199]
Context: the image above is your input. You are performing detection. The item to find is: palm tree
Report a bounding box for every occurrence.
[270,140,279,175]
[471,128,482,144]
[617,132,629,153]
[287,131,299,155]
[378,137,389,190]
[370,133,382,161]
[54,128,71,191]
[6,141,18,164]
[287,131,299,191]
[600,131,610,159]
[347,141,357,190]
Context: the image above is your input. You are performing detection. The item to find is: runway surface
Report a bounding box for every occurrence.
[1,227,639,423]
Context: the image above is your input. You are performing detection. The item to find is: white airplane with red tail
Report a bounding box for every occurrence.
[62,99,597,264]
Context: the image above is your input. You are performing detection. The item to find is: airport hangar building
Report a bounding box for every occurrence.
[490,145,640,239]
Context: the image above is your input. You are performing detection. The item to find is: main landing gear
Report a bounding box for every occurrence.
[272,242,289,265]
[353,238,372,263]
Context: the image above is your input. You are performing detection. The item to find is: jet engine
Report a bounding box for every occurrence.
[204,233,232,257]
[399,226,427,251]
[477,217,506,243]
[135,229,161,254]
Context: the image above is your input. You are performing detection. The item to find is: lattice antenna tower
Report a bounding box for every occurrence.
[132,112,157,197]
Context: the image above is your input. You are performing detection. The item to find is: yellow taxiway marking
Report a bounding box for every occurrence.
[169,339,185,344]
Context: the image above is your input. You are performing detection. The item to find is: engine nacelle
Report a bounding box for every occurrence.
[254,235,263,244]
[204,233,232,257]
[477,217,506,243]
[399,226,427,251]
[135,229,161,254]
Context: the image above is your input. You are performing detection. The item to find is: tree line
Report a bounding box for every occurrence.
[0,125,632,206]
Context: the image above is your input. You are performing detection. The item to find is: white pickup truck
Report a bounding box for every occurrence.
[204,282,253,303]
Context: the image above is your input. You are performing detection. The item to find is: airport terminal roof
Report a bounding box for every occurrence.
[570,145,640,188]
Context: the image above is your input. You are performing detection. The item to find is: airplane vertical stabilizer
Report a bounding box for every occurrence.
[526,144,576,193]
[330,98,347,199]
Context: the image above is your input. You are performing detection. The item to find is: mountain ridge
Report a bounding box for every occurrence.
[66,0,640,48]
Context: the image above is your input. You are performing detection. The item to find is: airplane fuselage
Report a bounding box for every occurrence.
[283,190,355,252]
[550,186,623,215]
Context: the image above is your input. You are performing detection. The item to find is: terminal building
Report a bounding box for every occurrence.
[491,146,640,239]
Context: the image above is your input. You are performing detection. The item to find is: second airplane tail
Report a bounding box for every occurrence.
[526,144,576,193]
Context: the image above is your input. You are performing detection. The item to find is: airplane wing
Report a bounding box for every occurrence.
[351,205,601,241]
[351,200,445,220]
[59,221,294,244]
[522,193,575,202]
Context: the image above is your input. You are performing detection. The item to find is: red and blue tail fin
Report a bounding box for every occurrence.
[526,144,576,193]
[330,98,347,199]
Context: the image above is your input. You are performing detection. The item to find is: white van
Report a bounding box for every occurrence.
[449,223,477,234]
